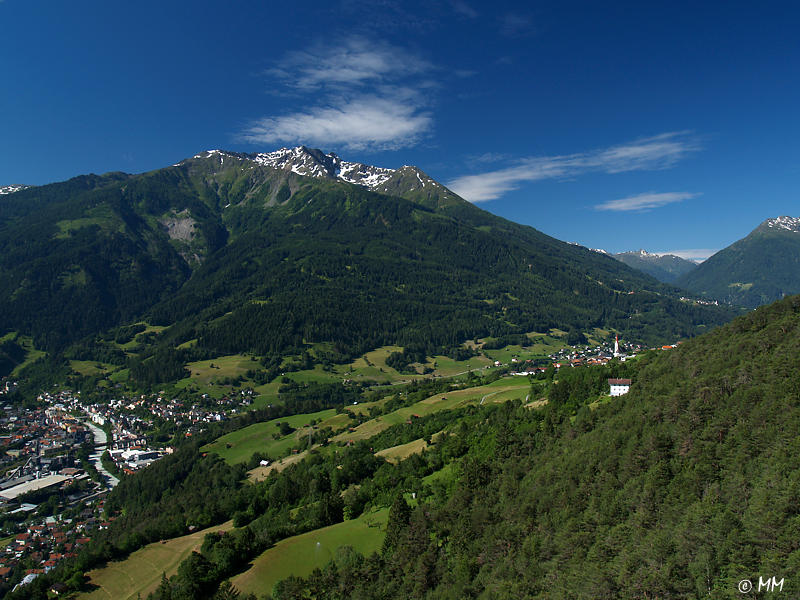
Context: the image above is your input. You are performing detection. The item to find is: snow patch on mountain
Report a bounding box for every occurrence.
[0,184,31,195]
[764,216,800,232]
[188,147,445,195]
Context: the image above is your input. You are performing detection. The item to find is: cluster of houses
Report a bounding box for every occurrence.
[0,501,112,590]
[0,406,93,508]
[502,338,640,396]
[79,389,255,431]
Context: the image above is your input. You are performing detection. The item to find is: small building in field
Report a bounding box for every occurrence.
[608,378,632,396]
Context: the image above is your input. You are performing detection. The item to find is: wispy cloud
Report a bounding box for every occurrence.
[269,38,431,91]
[448,132,701,202]
[595,191,699,212]
[242,37,434,151]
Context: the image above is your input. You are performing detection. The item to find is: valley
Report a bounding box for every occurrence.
[0,147,790,599]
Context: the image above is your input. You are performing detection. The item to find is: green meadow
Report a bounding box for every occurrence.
[231,508,388,595]
[202,409,340,465]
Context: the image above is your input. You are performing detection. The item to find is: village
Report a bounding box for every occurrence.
[0,333,680,591]
[0,386,258,590]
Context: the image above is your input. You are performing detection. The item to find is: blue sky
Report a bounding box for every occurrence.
[2,0,799,259]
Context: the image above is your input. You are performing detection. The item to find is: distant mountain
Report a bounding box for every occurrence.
[675,216,800,308]
[613,249,697,283]
[0,147,737,376]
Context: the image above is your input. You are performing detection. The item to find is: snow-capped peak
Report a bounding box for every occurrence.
[0,184,31,195]
[764,216,800,232]
[189,146,401,192]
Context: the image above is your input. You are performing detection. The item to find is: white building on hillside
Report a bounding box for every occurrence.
[608,378,631,396]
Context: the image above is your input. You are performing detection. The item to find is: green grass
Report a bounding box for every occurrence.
[54,217,113,239]
[231,508,388,595]
[4,333,47,377]
[428,354,491,376]
[376,438,429,463]
[186,354,255,382]
[422,461,457,486]
[79,521,234,600]
[70,360,117,376]
[202,409,340,465]
[332,378,531,444]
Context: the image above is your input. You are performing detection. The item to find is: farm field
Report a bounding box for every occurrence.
[376,438,429,463]
[79,521,234,600]
[213,373,532,475]
[168,336,553,409]
[202,408,341,465]
[331,377,531,444]
[69,360,116,377]
[184,354,255,383]
[231,508,388,595]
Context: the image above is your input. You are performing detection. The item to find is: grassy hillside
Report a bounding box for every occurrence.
[79,521,234,600]
[273,294,800,598]
[231,508,388,595]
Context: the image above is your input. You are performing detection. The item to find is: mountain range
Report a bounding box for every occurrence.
[612,250,697,283]
[0,147,735,384]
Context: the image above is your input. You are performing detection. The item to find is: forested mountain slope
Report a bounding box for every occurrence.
[0,148,736,364]
[277,294,800,599]
[677,216,800,307]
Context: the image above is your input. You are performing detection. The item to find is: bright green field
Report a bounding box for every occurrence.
[70,360,118,376]
[202,409,340,465]
[184,354,255,383]
[423,461,456,486]
[231,508,388,595]
[332,377,531,444]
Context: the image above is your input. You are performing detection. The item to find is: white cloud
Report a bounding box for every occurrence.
[595,191,699,212]
[241,96,431,151]
[448,132,701,202]
[448,160,569,202]
[245,37,434,151]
